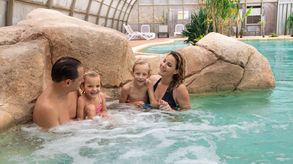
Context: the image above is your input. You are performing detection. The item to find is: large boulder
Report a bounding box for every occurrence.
[178,32,275,93]
[0,39,49,132]
[0,8,134,132]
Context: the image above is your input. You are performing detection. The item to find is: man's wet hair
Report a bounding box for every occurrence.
[51,57,82,82]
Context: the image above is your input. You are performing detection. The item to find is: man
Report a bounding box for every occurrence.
[33,57,84,129]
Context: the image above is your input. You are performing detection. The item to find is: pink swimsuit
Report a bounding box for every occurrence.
[96,94,103,113]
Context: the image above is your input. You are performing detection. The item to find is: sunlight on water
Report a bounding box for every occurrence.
[0,40,293,164]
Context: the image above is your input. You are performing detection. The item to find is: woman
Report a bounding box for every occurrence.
[150,51,190,111]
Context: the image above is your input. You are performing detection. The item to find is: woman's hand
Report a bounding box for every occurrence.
[159,100,176,112]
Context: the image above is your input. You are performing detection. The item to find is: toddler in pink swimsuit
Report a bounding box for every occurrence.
[77,71,108,120]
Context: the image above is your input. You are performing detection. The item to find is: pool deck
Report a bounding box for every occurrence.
[129,35,293,54]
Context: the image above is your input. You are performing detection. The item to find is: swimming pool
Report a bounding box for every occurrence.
[0,40,292,163]
[141,41,188,54]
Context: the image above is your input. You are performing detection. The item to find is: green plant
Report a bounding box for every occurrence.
[270,33,278,37]
[161,9,168,25]
[258,21,265,37]
[286,13,293,36]
[182,8,213,44]
[205,0,236,34]
[194,34,205,43]
[239,7,252,38]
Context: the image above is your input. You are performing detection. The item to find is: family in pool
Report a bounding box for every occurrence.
[33,51,190,129]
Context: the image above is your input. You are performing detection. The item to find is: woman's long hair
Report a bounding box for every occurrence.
[168,51,186,91]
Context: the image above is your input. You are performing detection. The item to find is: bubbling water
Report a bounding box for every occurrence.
[0,101,266,164]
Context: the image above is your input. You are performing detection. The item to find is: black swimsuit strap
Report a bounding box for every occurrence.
[153,78,178,109]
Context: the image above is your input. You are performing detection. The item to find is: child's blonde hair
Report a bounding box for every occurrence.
[81,71,100,86]
[132,60,151,74]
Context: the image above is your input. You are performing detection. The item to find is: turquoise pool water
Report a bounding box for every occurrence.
[141,41,188,54]
[1,40,293,163]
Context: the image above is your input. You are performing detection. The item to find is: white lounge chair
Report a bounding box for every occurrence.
[140,24,155,39]
[123,24,143,40]
[123,24,154,40]
[174,24,185,37]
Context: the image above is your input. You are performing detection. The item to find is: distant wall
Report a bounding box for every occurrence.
[0,1,6,27]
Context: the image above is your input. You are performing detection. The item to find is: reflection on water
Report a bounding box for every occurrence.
[1,41,293,163]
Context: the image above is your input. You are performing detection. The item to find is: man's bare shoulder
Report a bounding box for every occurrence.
[33,95,58,128]
[34,90,56,114]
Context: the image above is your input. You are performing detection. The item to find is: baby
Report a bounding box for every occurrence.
[77,71,108,119]
[119,60,158,110]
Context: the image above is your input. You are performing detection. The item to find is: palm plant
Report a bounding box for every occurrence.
[205,0,236,34]
[239,7,252,38]
[258,21,265,37]
[287,13,293,36]
[182,8,213,44]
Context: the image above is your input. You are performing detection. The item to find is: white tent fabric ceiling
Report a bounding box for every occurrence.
[1,0,138,31]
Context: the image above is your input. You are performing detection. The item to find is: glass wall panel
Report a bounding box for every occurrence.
[100,5,109,16]
[31,0,48,4]
[88,16,97,24]
[117,1,124,10]
[184,0,196,3]
[73,13,85,20]
[109,8,115,18]
[127,3,138,23]
[118,21,123,31]
[122,4,129,12]
[13,3,39,25]
[169,0,182,4]
[99,18,105,26]
[75,0,89,12]
[114,10,121,19]
[106,20,112,27]
[123,12,129,21]
[53,0,72,9]
[90,1,100,14]
[139,0,152,5]
[103,0,111,6]
[0,1,6,26]
[154,0,168,5]
[112,0,119,7]
[120,12,126,20]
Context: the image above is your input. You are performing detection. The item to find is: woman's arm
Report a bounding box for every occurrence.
[174,84,191,111]
[146,79,159,108]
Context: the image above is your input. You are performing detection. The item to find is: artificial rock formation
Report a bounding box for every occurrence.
[0,9,134,132]
[181,32,275,93]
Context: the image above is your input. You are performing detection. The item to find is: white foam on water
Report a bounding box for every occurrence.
[13,103,271,163]
[165,145,220,164]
